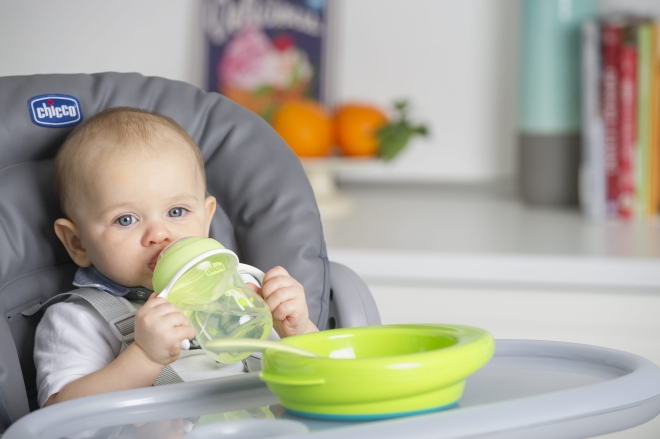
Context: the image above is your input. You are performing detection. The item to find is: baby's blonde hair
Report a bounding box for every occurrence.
[54,107,206,219]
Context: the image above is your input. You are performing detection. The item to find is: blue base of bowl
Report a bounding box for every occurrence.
[284,400,459,421]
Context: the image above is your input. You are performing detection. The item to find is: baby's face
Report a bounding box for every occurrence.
[73,140,214,290]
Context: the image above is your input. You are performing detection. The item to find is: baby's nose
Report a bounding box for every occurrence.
[143,220,172,245]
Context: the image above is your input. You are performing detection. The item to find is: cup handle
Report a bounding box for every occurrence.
[237,263,266,285]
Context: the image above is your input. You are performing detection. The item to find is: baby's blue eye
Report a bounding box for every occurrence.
[116,215,137,227]
[169,207,187,218]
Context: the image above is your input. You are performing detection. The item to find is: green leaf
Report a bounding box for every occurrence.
[376,124,398,138]
[394,100,409,112]
[375,100,429,161]
[379,128,411,161]
[412,125,429,136]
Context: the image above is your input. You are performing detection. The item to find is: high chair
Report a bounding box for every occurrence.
[0,72,380,433]
[2,73,660,439]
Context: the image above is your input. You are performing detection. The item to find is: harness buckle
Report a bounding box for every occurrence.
[108,311,137,344]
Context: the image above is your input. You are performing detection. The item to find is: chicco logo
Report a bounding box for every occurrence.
[205,262,226,277]
[28,94,83,128]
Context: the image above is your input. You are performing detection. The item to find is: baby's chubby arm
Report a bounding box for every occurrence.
[44,295,195,406]
[247,266,319,337]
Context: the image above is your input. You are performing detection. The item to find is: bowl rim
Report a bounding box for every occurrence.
[266,323,494,364]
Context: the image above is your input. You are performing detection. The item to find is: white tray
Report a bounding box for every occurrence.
[6,339,660,439]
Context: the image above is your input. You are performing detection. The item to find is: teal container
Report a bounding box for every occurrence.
[518,0,597,206]
[520,0,597,134]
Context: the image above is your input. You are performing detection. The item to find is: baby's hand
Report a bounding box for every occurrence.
[133,293,196,366]
[248,266,318,337]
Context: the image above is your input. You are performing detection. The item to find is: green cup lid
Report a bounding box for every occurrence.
[152,237,231,293]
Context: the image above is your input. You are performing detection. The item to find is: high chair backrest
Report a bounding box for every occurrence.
[0,72,331,430]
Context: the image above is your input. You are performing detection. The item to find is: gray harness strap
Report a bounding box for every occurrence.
[242,355,262,373]
[23,288,183,385]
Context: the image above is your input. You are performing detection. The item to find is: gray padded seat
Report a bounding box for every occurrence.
[0,72,378,432]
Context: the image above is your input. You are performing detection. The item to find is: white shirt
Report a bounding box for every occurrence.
[35,292,277,408]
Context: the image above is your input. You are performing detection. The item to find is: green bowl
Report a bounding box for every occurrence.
[259,324,494,420]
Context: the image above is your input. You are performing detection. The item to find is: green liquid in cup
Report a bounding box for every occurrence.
[166,253,273,363]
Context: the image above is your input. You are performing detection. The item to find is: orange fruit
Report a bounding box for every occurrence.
[272,100,333,157]
[333,104,389,157]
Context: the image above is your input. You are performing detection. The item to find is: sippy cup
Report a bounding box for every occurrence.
[152,237,273,364]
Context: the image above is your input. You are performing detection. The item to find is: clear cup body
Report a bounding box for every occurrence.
[166,253,273,363]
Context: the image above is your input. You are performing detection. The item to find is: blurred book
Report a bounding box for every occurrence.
[650,23,660,216]
[601,19,623,217]
[202,0,329,122]
[580,15,660,220]
[635,21,651,218]
[619,21,637,219]
[580,20,606,219]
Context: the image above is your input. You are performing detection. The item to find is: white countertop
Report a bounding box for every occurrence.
[321,182,660,289]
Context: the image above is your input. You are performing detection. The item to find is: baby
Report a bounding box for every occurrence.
[35,107,318,407]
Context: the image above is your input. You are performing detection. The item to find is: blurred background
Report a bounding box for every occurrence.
[2,1,660,437]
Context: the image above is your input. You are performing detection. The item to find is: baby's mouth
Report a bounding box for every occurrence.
[148,250,163,272]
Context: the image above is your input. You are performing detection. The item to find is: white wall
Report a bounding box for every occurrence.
[332,0,520,183]
[2,0,659,183]
[333,0,660,184]
[0,0,204,85]
[0,0,519,183]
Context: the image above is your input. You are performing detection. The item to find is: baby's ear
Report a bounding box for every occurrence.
[54,218,91,267]
[204,195,217,236]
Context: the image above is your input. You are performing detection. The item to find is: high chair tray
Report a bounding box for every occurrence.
[6,339,660,439]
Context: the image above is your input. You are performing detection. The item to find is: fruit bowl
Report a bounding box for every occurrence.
[259,324,494,420]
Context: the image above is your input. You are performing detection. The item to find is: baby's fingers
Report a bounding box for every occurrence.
[245,282,260,294]
[263,266,289,281]
[172,325,197,342]
[162,327,196,359]
[271,296,303,323]
[262,285,298,312]
[261,276,299,301]
[139,298,183,322]
[160,311,192,329]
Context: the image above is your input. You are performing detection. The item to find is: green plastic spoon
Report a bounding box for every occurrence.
[204,338,320,358]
